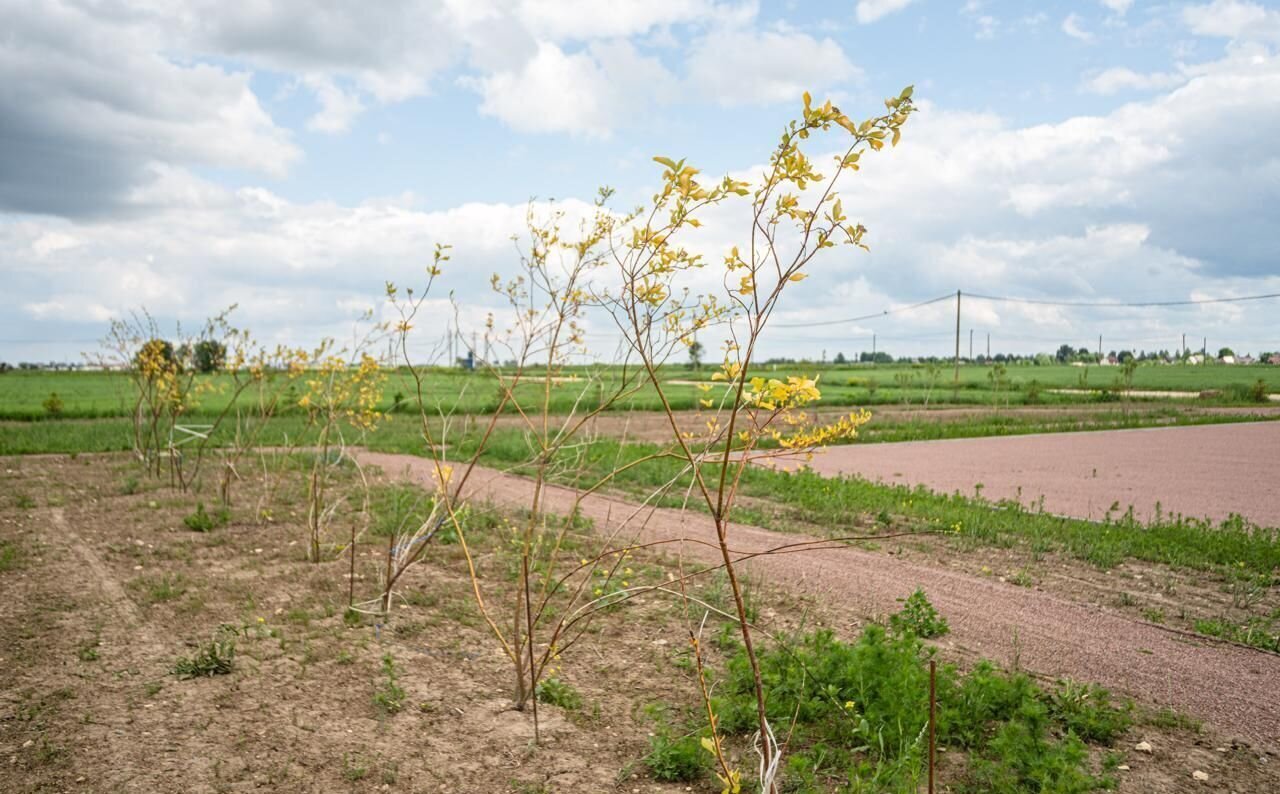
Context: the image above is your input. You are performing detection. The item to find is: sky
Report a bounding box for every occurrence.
[2,0,1279,364]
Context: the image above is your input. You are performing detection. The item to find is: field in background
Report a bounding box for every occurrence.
[3,362,1279,420]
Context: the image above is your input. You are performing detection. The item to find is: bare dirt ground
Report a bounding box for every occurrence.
[1,455,743,793]
[3,453,1277,793]
[356,450,1280,757]
[783,421,1280,527]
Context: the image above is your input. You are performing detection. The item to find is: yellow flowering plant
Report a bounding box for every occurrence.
[596,86,916,789]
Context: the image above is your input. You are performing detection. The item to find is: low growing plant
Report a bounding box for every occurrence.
[889,588,949,638]
[373,653,406,716]
[182,501,228,532]
[645,731,708,783]
[173,628,236,679]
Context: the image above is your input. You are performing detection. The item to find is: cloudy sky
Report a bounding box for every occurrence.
[2,0,1279,363]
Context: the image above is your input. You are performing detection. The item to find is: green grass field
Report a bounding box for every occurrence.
[2,361,1276,420]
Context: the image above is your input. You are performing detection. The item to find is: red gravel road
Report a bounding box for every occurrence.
[791,421,1280,527]
[355,450,1280,752]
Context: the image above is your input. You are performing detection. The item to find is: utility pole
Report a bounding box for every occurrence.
[1182,333,1186,360]
[953,290,961,386]
[1098,335,1102,359]
[872,334,876,362]
[1203,337,1207,363]
[969,328,974,360]
[986,332,990,359]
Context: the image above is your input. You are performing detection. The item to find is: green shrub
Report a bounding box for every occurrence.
[889,588,949,638]
[182,502,228,532]
[710,597,1126,792]
[42,392,64,416]
[644,732,706,782]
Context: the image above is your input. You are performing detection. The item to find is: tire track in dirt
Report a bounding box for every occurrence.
[356,450,1280,752]
[48,507,166,657]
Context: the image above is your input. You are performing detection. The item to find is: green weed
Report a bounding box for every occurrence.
[889,589,949,638]
[644,731,707,783]
[535,676,583,711]
[173,629,236,679]
[183,502,229,532]
[0,539,24,571]
[372,653,406,716]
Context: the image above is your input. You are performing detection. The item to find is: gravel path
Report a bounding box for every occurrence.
[356,450,1280,751]
[793,421,1280,527]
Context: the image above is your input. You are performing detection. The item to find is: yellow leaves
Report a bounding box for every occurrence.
[743,374,822,412]
[710,360,742,383]
[699,398,713,409]
[716,769,742,794]
[633,279,669,308]
[738,274,755,296]
[695,382,713,393]
[653,155,678,171]
[788,272,808,283]
[777,408,872,449]
[431,464,454,493]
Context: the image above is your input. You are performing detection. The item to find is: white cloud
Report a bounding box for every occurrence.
[855,0,917,25]
[0,1,300,217]
[1082,67,1188,94]
[516,0,723,40]
[303,76,366,134]
[473,40,675,137]
[1062,13,1094,42]
[1183,1,1280,40]
[686,29,858,106]
[1099,0,1133,15]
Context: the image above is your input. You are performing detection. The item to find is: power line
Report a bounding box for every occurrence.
[772,293,954,328]
[963,291,1280,308]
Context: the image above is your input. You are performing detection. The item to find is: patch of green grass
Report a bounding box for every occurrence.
[535,676,583,711]
[0,539,25,572]
[644,731,707,783]
[1141,706,1202,733]
[1193,613,1280,653]
[128,572,189,605]
[76,637,100,662]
